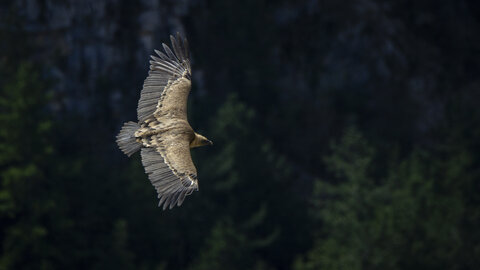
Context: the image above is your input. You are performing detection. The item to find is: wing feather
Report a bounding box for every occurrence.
[171,33,189,64]
[162,43,180,63]
[137,33,191,122]
[140,135,198,210]
[177,189,187,206]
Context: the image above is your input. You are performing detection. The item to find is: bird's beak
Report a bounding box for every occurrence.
[208,140,213,146]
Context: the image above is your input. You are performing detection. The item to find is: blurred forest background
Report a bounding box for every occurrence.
[1,0,480,269]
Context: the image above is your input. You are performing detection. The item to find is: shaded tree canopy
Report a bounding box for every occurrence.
[0,0,479,269]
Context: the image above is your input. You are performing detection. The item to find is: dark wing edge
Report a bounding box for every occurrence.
[141,147,198,210]
[137,33,191,122]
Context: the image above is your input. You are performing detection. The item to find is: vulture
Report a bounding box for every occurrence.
[116,33,212,210]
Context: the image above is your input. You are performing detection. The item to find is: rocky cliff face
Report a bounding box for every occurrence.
[15,0,191,119]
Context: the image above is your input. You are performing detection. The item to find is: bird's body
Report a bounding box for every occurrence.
[116,33,211,210]
[134,119,193,149]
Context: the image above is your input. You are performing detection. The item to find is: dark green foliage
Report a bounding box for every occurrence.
[295,128,480,270]
[0,62,59,269]
[189,219,251,270]
[188,94,301,270]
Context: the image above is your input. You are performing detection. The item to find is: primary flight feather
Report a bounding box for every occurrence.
[116,33,212,210]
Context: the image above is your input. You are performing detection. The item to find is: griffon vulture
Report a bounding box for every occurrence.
[116,33,212,210]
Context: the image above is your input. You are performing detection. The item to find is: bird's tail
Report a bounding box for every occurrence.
[116,121,141,157]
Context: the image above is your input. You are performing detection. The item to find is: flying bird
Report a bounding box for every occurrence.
[116,33,212,210]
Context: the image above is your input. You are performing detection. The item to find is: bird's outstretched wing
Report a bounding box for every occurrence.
[141,133,198,210]
[137,33,191,122]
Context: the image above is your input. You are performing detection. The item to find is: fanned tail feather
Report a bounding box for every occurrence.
[116,121,141,157]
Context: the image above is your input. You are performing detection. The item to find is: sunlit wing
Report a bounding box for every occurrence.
[137,33,191,122]
[140,133,198,210]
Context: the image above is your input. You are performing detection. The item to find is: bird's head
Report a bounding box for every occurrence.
[190,133,213,148]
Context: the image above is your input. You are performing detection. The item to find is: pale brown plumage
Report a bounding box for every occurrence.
[116,33,212,210]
